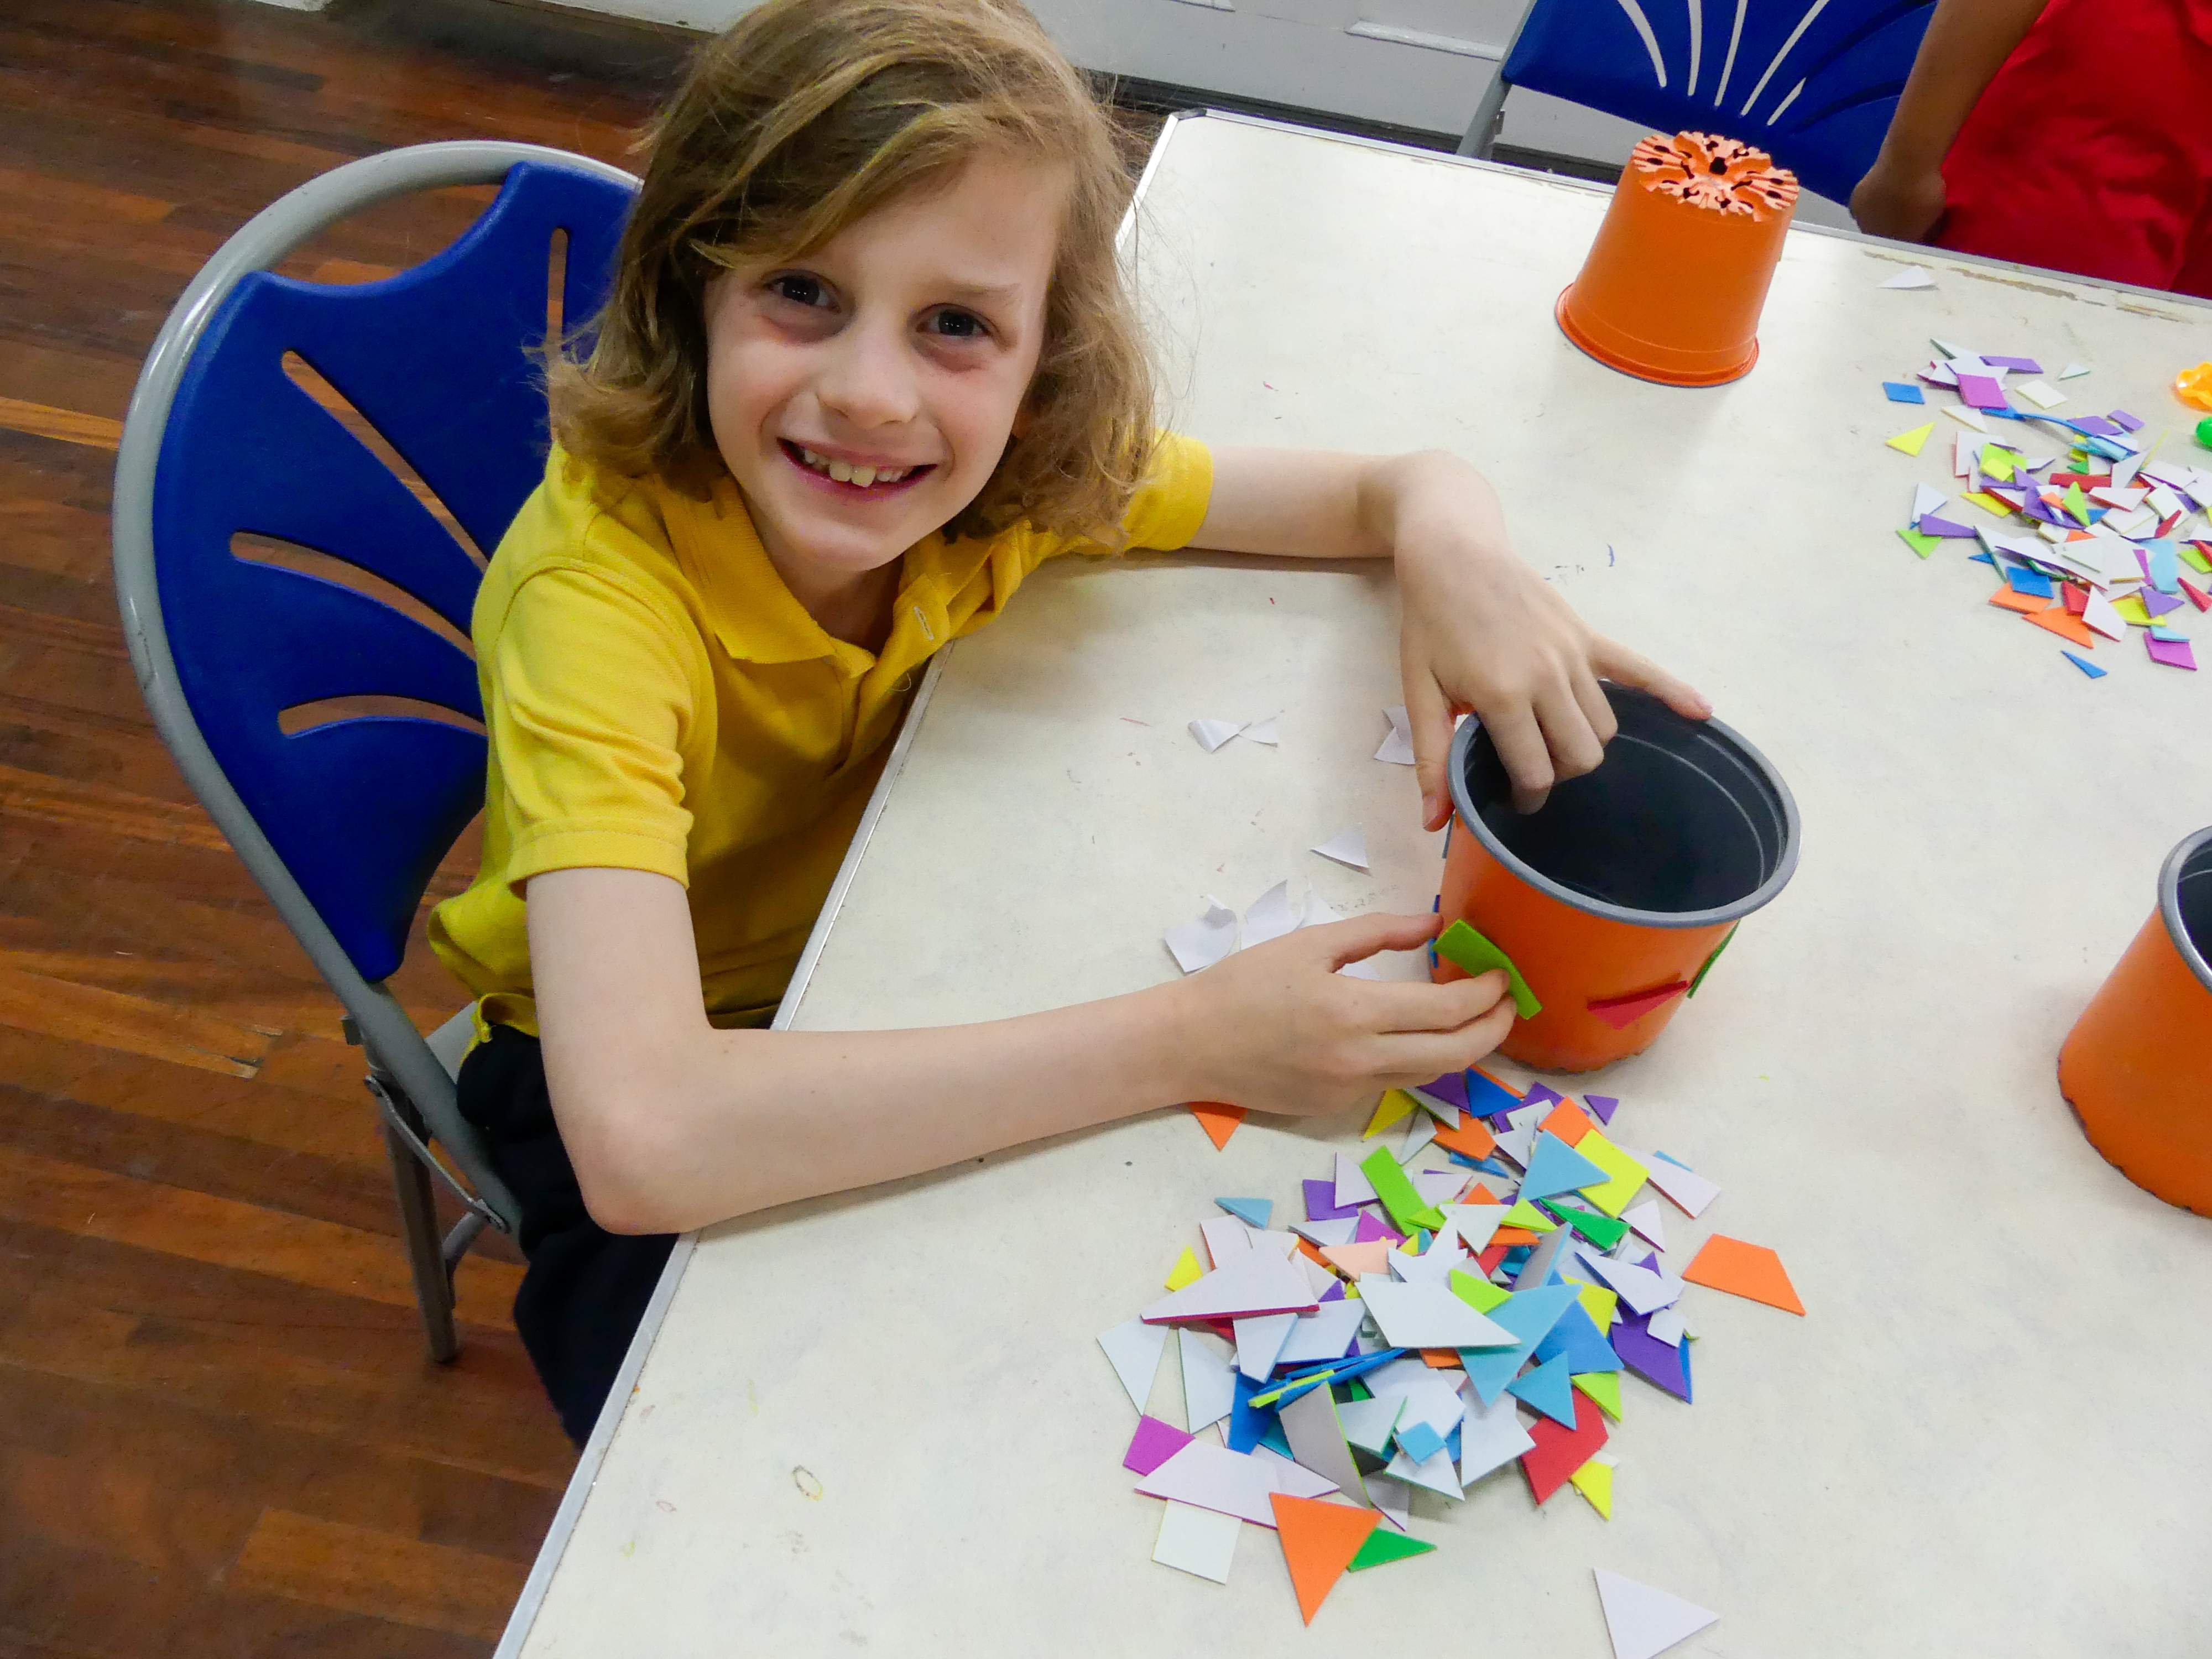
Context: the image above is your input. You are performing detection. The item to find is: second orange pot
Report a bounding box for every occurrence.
[2057,827,2212,1214]
[1434,686,1798,1073]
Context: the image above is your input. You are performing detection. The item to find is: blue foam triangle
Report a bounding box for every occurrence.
[1519,1131,1610,1202]
[1215,1196,1272,1229]
[1464,1068,1521,1118]
[1458,1283,1579,1405]
[1532,1300,1624,1374]
[1505,1353,1577,1426]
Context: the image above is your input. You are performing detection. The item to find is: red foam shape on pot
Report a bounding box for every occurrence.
[1585,980,1692,1030]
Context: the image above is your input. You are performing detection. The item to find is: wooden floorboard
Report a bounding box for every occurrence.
[0,0,686,1650]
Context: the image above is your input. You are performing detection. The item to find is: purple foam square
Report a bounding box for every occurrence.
[1984,354,2041,372]
[2110,408,2145,432]
[1582,1093,1619,1126]
[1124,1415,1193,1475]
[2146,635,2197,670]
[1304,1178,1360,1222]
[1956,373,2008,410]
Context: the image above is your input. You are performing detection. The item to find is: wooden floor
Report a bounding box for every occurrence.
[0,1,690,1652]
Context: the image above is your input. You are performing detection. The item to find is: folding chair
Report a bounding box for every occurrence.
[111,141,637,1360]
[1460,0,1937,205]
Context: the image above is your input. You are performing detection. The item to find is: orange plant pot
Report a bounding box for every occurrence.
[2057,827,2212,1214]
[1434,687,1798,1073]
[1558,131,1799,387]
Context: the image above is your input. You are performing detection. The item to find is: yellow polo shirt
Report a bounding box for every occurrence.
[427,435,1213,1037]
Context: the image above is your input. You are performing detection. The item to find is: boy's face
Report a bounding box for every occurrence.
[702,151,1067,603]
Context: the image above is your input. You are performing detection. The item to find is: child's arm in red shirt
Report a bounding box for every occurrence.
[1852,0,2049,241]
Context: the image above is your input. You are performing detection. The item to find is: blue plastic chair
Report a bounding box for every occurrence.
[1460,0,1936,206]
[112,142,637,1359]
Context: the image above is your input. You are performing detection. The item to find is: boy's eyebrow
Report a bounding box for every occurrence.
[936,280,1026,307]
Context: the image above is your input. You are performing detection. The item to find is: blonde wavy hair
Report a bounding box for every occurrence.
[547,0,1157,540]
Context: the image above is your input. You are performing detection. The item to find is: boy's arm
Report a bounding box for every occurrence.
[1191,446,1707,825]
[529,865,1514,1233]
[1851,0,2049,241]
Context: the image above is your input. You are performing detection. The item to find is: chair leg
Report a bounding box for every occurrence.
[1458,75,1511,160]
[384,1114,461,1364]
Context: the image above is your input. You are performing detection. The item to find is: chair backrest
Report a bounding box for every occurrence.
[114,143,638,1230]
[152,153,633,980]
[1502,0,1936,204]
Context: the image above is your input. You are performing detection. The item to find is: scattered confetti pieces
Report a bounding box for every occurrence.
[1103,1081,1799,1623]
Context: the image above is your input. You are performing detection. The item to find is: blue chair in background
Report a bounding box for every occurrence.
[1460,0,1937,206]
[112,142,637,1360]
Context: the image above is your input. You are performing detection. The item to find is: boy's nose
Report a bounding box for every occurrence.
[816,315,920,429]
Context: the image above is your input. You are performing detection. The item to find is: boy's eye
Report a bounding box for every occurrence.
[926,308,988,340]
[767,273,830,308]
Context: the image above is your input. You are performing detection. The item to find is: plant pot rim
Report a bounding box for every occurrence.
[2159,825,2212,994]
[1446,688,1801,932]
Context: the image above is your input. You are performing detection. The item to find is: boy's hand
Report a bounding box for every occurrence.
[1169,912,1516,1115]
[1381,453,1709,823]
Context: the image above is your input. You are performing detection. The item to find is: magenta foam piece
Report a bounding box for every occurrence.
[2146,635,2197,670]
[1123,1415,1194,1475]
[1956,373,2008,410]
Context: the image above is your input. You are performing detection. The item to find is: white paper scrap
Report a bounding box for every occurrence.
[2015,378,2064,409]
[1234,1311,1297,1381]
[2083,588,2127,641]
[1163,898,1238,974]
[1375,705,1416,765]
[1240,717,1278,746]
[1188,718,1242,752]
[1097,1317,1171,1411]
[2058,361,2090,380]
[1333,1150,1378,1207]
[1180,1328,1237,1432]
[1242,880,1301,948]
[1594,1568,1720,1659]
[1311,825,1370,872]
[1141,1249,1317,1324]
[1152,1500,1239,1583]
[1878,265,1935,289]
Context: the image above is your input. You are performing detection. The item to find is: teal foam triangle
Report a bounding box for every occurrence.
[1505,1352,1577,1426]
[1519,1131,1609,1203]
[1214,1197,1272,1229]
[1459,1284,1579,1405]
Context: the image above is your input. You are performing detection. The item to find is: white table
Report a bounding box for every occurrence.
[500,113,2212,1657]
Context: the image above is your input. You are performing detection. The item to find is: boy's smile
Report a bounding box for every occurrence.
[702,151,1069,642]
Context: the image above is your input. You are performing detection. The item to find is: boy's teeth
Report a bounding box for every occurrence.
[796,446,910,488]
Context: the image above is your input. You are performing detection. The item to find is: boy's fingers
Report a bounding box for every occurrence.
[1403,675,1458,832]
[1302,910,1442,968]
[1534,684,1605,784]
[1594,637,1713,720]
[1355,969,1510,1033]
[1483,703,1556,815]
[1571,664,1618,749]
[1374,997,1519,1082]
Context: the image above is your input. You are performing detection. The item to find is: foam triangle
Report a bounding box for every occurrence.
[1215,1196,1272,1229]
[1504,1352,1577,1426]
[1519,1131,1609,1203]
[1189,1102,1244,1150]
[1594,1569,1719,1659]
[1346,1528,1436,1572]
[1270,1494,1378,1624]
[1586,980,1689,1030]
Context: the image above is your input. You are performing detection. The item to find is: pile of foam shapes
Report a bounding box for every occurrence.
[1096,1070,1801,1649]
[1879,343,2212,677]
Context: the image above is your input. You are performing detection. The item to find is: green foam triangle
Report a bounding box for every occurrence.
[1346,1528,1437,1572]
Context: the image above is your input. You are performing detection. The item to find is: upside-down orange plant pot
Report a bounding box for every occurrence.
[2058,827,2212,1214]
[1558,131,1799,387]
[1434,687,1799,1073]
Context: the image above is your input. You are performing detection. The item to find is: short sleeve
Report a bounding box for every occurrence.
[1121,431,1214,552]
[486,563,705,891]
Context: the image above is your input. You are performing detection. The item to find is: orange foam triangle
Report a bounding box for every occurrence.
[2025,603,2094,648]
[1462,1182,1503,1205]
[1189,1102,1245,1150]
[1987,588,2046,615]
[1269,1494,1379,1624]
[1538,1101,1594,1145]
[1420,1347,1463,1369]
[1682,1234,1805,1314]
[1431,1117,1497,1160]
[1490,1227,1541,1246]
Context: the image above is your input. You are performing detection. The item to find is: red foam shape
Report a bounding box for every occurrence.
[2182,577,2211,613]
[1585,980,1691,1030]
[1520,1392,1610,1505]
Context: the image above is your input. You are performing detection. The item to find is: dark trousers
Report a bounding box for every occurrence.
[457,1025,676,1446]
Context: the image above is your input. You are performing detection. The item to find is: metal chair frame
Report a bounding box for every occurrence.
[112,140,637,1360]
